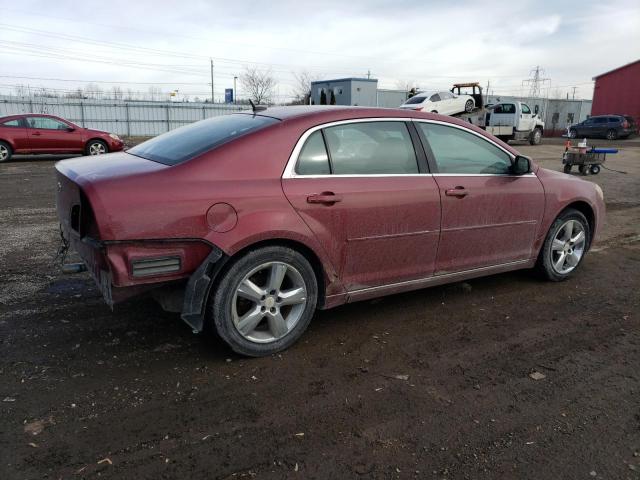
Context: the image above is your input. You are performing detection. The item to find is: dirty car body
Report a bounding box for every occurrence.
[55,106,605,356]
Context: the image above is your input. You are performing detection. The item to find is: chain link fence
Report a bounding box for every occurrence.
[0,95,245,137]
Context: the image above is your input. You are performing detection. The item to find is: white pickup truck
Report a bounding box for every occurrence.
[481,101,545,145]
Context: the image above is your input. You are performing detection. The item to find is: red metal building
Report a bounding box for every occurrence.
[592,59,640,124]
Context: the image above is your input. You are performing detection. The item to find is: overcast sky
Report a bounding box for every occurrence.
[1,0,638,101]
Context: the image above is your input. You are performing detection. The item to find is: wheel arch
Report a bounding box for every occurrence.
[559,201,596,249]
[85,137,109,152]
[220,237,328,308]
[0,138,15,152]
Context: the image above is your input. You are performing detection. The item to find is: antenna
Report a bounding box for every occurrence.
[248,99,267,112]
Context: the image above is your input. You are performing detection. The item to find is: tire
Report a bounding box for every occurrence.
[0,141,12,163]
[529,127,542,145]
[431,110,438,114]
[578,165,588,175]
[569,129,577,139]
[590,164,601,175]
[209,246,318,357]
[85,139,108,156]
[464,99,474,113]
[563,164,571,174]
[536,208,590,281]
[606,129,617,140]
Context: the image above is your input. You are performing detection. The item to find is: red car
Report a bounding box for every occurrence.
[0,113,124,162]
[55,106,605,356]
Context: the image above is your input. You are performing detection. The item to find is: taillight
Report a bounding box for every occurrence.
[622,120,629,128]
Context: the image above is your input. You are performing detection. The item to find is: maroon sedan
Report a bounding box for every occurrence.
[0,113,124,162]
[55,106,604,356]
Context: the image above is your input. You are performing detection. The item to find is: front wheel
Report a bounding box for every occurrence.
[569,129,577,139]
[529,128,542,145]
[0,141,12,163]
[536,209,590,281]
[209,246,318,357]
[590,164,601,175]
[85,139,108,156]
[464,99,474,113]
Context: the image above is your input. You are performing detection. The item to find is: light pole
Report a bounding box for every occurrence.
[233,76,238,104]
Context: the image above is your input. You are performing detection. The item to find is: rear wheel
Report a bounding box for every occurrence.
[563,164,572,173]
[464,99,474,113]
[536,209,590,281]
[85,139,108,156]
[209,246,318,357]
[606,129,617,140]
[0,141,12,163]
[578,165,588,175]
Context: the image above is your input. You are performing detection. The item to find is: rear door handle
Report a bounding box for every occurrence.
[32,131,41,136]
[307,192,343,205]
[445,186,468,198]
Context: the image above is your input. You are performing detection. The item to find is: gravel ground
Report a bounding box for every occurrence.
[1,139,639,479]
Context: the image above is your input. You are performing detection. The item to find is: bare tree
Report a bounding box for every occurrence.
[84,83,103,99]
[240,67,276,104]
[292,70,317,104]
[111,86,123,100]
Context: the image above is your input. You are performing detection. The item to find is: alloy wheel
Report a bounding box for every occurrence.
[89,142,106,155]
[550,220,587,274]
[0,144,8,161]
[231,261,307,343]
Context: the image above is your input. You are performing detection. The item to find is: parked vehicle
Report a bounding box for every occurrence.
[399,90,475,115]
[0,114,124,162]
[568,114,637,140]
[482,101,545,145]
[56,106,604,356]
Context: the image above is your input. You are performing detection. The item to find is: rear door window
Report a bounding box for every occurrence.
[608,117,620,123]
[128,114,279,166]
[418,123,512,174]
[322,122,419,175]
[429,94,441,102]
[1,119,22,127]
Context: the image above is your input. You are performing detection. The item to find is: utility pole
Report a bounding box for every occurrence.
[485,80,490,105]
[233,76,238,104]
[366,69,371,79]
[210,59,214,103]
[571,86,577,100]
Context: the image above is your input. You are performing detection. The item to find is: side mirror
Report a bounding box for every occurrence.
[534,105,539,115]
[66,127,75,132]
[512,155,531,175]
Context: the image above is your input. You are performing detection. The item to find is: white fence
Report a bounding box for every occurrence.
[0,96,245,137]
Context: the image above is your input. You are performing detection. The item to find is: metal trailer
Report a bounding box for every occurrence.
[562,147,618,175]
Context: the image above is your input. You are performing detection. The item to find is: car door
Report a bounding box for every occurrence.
[592,117,609,137]
[578,117,596,137]
[519,103,534,131]
[0,117,30,152]
[415,120,545,274]
[282,119,441,291]
[427,93,441,113]
[25,116,84,153]
[437,91,454,114]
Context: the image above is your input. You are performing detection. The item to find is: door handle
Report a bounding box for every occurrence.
[32,131,41,136]
[445,186,468,198]
[307,192,343,205]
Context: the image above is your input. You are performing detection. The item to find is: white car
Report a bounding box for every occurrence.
[399,91,475,115]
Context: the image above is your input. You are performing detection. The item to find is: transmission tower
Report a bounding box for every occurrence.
[522,66,550,98]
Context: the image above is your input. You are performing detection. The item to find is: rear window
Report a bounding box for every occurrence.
[128,114,279,166]
[404,95,427,105]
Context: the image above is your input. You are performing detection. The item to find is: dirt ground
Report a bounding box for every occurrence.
[1,138,639,480]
